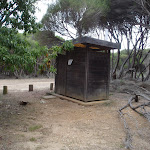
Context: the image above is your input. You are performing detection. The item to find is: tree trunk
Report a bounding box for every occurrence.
[131,48,137,78]
[144,62,150,81]
[127,38,131,69]
[119,49,134,78]
[112,49,120,79]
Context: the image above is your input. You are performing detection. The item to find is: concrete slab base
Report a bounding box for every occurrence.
[42,95,57,99]
[51,93,110,106]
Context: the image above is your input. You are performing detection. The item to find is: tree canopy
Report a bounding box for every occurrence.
[42,0,109,38]
[42,0,150,38]
[0,27,50,77]
[0,0,40,33]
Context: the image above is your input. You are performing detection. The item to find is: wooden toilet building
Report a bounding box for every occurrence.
[55,37,121,102]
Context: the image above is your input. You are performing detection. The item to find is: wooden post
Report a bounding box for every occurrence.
[3,86,8,95]
[29,84,33,92]
[135,95,139,102]
[50,83,53,91]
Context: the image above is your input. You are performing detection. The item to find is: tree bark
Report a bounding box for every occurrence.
[144,62,150,81]
[112,49,120,79]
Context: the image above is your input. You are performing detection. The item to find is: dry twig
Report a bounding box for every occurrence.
[118,92,150,149]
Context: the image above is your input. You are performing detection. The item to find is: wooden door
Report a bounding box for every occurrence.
[55,54,67,95]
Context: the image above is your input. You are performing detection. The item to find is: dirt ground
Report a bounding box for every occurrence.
[0,78,150,150]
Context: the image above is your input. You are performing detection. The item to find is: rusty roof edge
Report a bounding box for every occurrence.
[73,36,121,50]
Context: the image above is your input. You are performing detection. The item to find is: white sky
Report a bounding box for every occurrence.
[34,1,150,50]
[34,1,126,50]
[35,0,55,22]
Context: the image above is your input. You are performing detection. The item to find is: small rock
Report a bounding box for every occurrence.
[4,124,9,127]
[0,101,3,105]
[19,101,29,106]
[103,127,110,130]
[6,105,11,109]
[42,95,56,99]
[40,100,46,104]
[101,140,107,144]
[28,116,36,120]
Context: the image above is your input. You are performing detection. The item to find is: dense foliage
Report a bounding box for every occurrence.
[0,27,74,78]
[0,0,40,33]
[0,27,48,77]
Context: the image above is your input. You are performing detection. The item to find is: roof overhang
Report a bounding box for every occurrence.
[73,37,121,50]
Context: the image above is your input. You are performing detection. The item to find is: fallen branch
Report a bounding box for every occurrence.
[119,96,135,149]
[118,93,150,149]
[118,110,133,149]
[139,94,150,101]
[136,85,150,95]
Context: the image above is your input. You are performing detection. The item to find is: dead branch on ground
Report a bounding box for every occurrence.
[119,92,150,149]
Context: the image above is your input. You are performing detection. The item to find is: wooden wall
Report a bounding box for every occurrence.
[66,47,86,100]
[55,46,110,102]
[55,54,67,95]
[86,49,110,101]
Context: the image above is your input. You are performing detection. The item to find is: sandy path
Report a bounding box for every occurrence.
[0,79,150,150]
[0,78,54,92]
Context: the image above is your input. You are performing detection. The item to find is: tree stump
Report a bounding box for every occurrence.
[3,86,8,95]
[50,83,53,91]
[29,85,33,92]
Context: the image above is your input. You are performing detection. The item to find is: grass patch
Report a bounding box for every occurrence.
[102,101,113,107]
[30,137,36,142]
[119,143,125,148]
[19,134,25,137]
[36,146,42,150]
[140,113,144,117]
[29,125,42,132]
[120,80,125,85]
